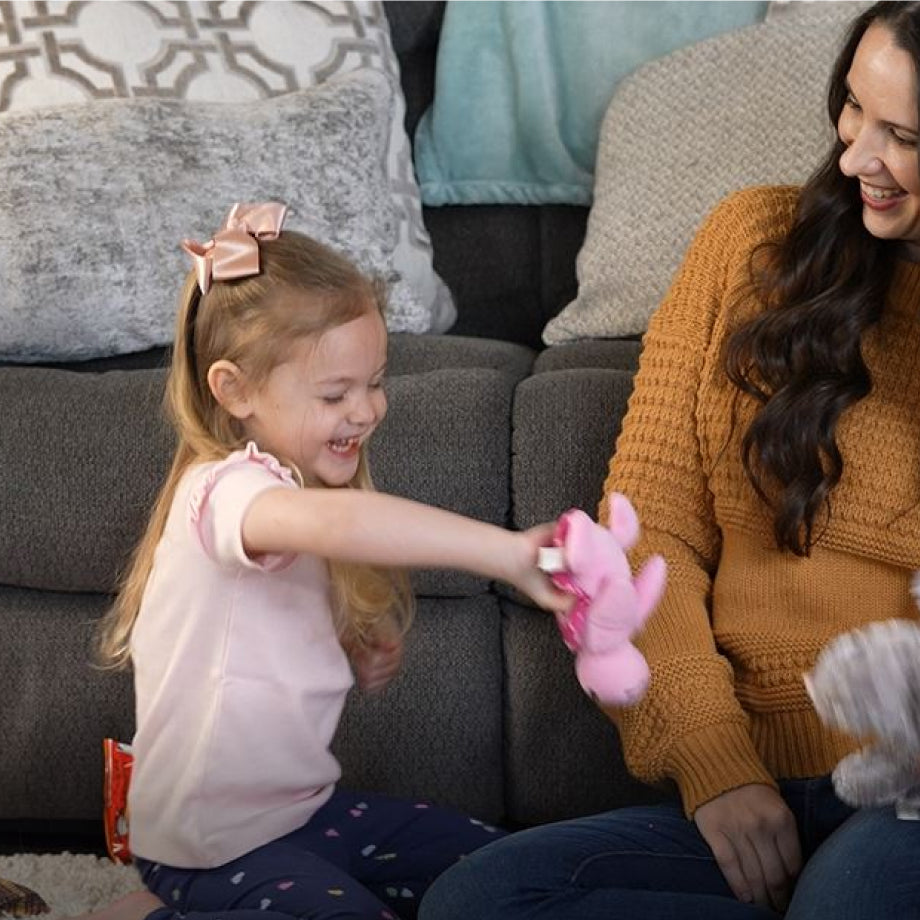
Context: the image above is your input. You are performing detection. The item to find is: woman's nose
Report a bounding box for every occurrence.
[839,130,884,177]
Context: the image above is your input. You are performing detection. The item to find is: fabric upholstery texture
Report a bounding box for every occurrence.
[0,589,133,821]
[511,368,635,530]
[502,599,664,827]
[0,71,436,363]
[543,1,862,345]
[0,338,655,831]
[0,589,506,826]
[0,0,454,337]
[414,0,766,207]
[334,595,505,823]
[0,346,524,597]
[370,366,521,598]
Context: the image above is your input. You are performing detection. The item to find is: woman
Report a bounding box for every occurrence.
[419,3,920,918]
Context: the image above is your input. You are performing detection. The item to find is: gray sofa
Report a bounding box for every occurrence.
[0,1,663,854]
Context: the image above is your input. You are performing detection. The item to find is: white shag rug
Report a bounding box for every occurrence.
[0,853,142,917]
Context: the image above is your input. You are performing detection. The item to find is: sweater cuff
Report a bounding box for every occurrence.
[665,722,778,817]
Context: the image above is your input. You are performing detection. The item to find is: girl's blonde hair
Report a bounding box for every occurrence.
[98,230,413,668]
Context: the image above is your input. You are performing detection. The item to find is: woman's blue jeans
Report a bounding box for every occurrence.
[419,776,920,919]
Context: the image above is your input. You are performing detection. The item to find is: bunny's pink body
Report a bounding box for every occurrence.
[546,493,667,706]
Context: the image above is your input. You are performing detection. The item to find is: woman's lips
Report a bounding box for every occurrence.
[861,184,907,211]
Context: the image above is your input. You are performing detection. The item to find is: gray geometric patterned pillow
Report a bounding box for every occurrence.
[543,1,863,345]
[0,0,455,344]
[0,71,416,362]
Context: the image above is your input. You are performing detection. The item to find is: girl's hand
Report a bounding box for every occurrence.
[349,636,404,694]
[694,783,801,914]
[508,524,575,614]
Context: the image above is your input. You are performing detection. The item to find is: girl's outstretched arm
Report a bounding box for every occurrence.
[243,487,571,614]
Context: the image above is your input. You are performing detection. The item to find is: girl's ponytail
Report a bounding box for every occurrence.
[96,275,206,668]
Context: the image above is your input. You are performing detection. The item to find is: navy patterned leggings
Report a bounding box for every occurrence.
[136,788,505,920]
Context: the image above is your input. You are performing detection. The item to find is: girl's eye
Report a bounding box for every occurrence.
[322,394,345,404]
[370,380,385,390]
[844,92,860,110]
[892,129,917,148]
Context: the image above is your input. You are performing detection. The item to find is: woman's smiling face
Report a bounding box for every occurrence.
[838,22,920,258]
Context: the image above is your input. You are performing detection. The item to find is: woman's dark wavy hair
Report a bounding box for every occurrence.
[724,1,920,556]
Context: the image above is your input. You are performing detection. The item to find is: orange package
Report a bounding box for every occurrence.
[103,738,134,864]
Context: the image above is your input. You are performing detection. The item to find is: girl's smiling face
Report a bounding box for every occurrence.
[838,22,920,257]
[242,309,388,486]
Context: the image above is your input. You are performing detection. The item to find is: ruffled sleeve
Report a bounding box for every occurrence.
[188,442,298,571]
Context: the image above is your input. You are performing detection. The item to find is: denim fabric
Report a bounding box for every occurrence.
[135,788,505,920]
[419,776,920,920]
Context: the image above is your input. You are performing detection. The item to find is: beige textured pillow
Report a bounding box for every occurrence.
[543,2,868,346]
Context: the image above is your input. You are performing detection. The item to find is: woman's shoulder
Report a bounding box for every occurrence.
[701,185,801,241]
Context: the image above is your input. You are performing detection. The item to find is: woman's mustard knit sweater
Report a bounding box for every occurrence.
[603,185,920,817]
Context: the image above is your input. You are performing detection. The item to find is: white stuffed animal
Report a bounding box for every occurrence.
[805,617,920,817]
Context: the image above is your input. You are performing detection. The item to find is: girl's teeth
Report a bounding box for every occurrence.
[329,438,358,454]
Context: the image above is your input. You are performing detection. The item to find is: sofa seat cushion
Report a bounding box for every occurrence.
[335,595,505,824]
[502,598,666,828]
[0,589,134,821]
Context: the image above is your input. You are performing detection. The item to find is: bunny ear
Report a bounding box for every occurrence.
[606,492,640,548]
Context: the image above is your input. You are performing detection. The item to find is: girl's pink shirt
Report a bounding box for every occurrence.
[128,443,354,869]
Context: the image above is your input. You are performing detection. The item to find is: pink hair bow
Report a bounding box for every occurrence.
[181,202,288,295]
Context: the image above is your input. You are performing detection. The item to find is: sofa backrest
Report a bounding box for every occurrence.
[384,1,589,349]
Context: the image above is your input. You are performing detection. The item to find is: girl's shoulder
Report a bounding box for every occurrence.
[186,442,297,523]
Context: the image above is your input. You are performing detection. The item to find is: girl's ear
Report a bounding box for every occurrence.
[207,360,253,420]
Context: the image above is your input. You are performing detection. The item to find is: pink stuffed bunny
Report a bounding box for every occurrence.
[539,492,667,706]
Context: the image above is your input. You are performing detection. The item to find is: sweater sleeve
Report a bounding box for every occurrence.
[600,188,799,816]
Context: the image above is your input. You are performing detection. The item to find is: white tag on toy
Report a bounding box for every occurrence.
[538,546,566,574]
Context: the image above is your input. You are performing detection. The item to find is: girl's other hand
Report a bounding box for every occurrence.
[349,636,404,693]
[694,783,801,914]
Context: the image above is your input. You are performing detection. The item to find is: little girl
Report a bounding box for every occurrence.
[85,203,570,920]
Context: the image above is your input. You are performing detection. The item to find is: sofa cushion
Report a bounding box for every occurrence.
[543,1,861,344]
[0,358,519,598]
[1,0,453,339]
[0,590,134,821]
[502,599,666,827]
[387,333,534,378]
[0,71,436,363]
[0,591,507,826]
[533,340,641,375]
[372,367,519,598]
[0,367,173,593]
[511,368,636,532]
[335,595,505,824]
